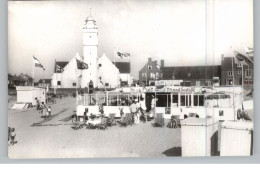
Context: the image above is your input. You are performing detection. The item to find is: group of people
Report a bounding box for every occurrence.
[35,98,52,118]
[117,95,158,124]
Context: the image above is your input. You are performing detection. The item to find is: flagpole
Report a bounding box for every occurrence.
[231,49,236,120]
[32,56,35,87]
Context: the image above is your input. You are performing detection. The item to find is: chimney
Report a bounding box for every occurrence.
[148,58,152,62]
[154,60,157,65]
[161,60,164,67]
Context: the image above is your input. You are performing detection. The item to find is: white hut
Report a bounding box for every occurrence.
[16,86,46,106]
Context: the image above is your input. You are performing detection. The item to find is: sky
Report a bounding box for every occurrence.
[8,0,253,80]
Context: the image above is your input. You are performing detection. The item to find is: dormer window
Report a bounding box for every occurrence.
[148,65,152,70]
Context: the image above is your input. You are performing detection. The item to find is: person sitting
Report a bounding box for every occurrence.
[167,115,178,128]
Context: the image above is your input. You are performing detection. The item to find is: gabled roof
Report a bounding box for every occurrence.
[161,65,221,80]
[38,79,52,84]
[54,61,69,73]
[113,62,131,73]
[221,57,252,70]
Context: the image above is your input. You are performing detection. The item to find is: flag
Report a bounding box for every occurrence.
[117,52,130,59]
[76,59,88,69]
[244,47,254,54]
[33,56,45,70]
[234,51,253,64]
[56,64,64,73]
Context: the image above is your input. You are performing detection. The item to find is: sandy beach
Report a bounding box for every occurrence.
[8,96,181,158]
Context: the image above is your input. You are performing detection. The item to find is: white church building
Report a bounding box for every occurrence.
[51,15,121,89]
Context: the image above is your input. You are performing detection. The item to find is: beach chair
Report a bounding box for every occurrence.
[126,113,133,126]
[154,113,164,127]
[107,113,116,126]
[146,110,155,121]
[167,115,181,128]
[71,117,87,130]
[98,117,108,130]
[119,113,132,127]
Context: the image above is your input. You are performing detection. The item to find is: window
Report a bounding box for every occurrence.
[155,72,159,79]
[193,94,204,106]
[142,73,146,77]
[73,83,76,86]
[180,95,191,107]
[226,79,233,85]
[196,81,200,86]
[172,94,178,107]
[150,73,155,79]
[227,71,233,76]
[237,62,242,67]
[205,81,211,87]
[156,94,171,107]
[245,69,252,78]
[57,81,61,85]
[219,110,224,116]
[238,70,241,74]
[148,65,152,70]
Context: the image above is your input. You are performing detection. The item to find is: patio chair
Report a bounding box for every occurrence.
[154,113,164,127]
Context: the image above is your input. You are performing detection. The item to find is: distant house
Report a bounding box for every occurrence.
[18,73,33,86]
[8,74,26,88]
[138,58,162,87]
[51,59,70,88]
[161,65,221,87]
[38,79,52,88]
[113,61,133,86]
[221,55,253,88]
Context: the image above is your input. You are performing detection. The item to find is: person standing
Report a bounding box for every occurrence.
[139,97,147,122]
[135,99,140,124]
[129,100,137,124]
[35,98,40,112]
[40,102,47,118]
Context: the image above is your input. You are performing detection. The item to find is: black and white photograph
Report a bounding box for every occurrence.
[8,0,253,158]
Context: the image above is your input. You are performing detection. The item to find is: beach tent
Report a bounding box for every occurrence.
[16,86,46,106]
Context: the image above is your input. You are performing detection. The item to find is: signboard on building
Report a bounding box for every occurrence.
[155,80,183,86]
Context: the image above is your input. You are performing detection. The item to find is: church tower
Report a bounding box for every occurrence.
[81,14,98,88]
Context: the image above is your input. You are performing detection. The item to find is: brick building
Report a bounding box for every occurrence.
[138,58,162,87]
[221,55,253,89]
